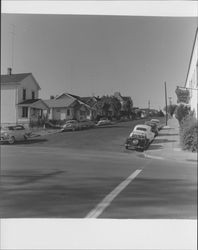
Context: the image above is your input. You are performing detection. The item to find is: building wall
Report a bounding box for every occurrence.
[1,85,17,124]
[185,30,198,118]
[49,108,73,120]
[17,75,39,103]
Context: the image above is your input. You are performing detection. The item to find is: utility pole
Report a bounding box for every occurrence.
[10,24,16,69]
[148,100,150,117]
[164,82,168,125]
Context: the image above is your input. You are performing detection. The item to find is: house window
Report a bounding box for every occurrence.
[32,91,35,99]
[23,89,26,100]
[80,111,86,115]
[22,107,28,118]
[67,109,70,116]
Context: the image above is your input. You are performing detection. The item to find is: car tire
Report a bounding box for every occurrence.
[8,136,15,144]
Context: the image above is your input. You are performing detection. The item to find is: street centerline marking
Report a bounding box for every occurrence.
[85,169,142,218]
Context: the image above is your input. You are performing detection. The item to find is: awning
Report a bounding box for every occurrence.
[17,99,49,110]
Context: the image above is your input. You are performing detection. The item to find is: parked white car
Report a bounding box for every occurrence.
[0,125,32,144]
[61,120,80,131]
[129,124,155,143]
[96,119,112,127]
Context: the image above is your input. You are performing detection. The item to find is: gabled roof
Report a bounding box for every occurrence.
[56,93,93,109]
[1,73,31,83]
[17,99,49,110]
[1,73,41,90]
[43,98,75,108]
[18,99,40,105]
[80,96,99,107]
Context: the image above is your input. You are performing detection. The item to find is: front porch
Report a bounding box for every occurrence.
[17,99,49,127]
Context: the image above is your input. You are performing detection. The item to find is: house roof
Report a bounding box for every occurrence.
[56,93,94,109]
[1,73,41,90]
[1,73,31,84]
[43,98,75,108]
[18,99,49,110]
[18,99,40,105]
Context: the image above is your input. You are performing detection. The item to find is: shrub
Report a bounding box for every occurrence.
[180,114,198,152]
[175,104,191,124]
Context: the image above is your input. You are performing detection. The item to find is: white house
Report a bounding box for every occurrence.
[1,68,48,127]
[185,28,198,118]
[44,93,93,121]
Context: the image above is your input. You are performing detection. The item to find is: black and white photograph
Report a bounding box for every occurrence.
[0,1,197,249]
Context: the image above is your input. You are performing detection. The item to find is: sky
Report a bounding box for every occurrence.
[1,14,197,109]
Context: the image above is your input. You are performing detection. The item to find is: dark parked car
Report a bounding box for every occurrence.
[145,121,159,136]
[125,133,149,151]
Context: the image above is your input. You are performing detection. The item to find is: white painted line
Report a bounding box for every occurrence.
[144,154,164,160]
[85,169,142,218]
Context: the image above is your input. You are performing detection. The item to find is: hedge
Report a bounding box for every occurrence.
[179,114,198,152]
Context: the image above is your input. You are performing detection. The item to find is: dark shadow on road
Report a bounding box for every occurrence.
[158,133,179,137]
[1,170,65,185]
[161,127,174,130]
[186,159,197,162]
[147,144,163,150]
[17,138,48,144]
[152,139,177,144]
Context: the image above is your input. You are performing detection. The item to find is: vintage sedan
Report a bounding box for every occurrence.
[80,120,95,129]
[125,133,148,151]
[129,124,155,143]
[96,119,112,127]
[61,120,81,132]
[0,125,32,144]
[150,119,163,130]
[144,121,159,136]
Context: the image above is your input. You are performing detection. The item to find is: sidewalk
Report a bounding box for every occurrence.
[30,128,61,137]
[145,117,197,163]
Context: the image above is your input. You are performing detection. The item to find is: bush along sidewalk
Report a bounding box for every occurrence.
[175,104,198,152]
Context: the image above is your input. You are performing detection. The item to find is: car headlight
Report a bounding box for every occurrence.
[132,139,139,145]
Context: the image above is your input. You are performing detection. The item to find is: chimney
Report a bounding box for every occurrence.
[7,68,12,75]
[50,95,54,99]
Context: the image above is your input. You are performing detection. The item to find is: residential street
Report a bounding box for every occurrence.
[0,119,197,218]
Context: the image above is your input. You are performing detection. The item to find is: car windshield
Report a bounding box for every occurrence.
[136,127,147,131]
[7,126,15,130]
[151,120,159,123]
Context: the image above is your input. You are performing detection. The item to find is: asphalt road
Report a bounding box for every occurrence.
[0,119,197,218]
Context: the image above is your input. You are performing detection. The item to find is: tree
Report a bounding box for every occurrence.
[122,98,133,118]
[175,104,191,124]
[163,104,178,117]
[96,95,121,119]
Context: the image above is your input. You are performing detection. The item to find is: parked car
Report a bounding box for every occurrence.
[125,133,148,151]
[96,119,112,127]
[129,124,155,143]
[61,120,81,132]
[0,125,32,144]
[150,119,163,130]
[80,120,95,129]
[144,121,159,136]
